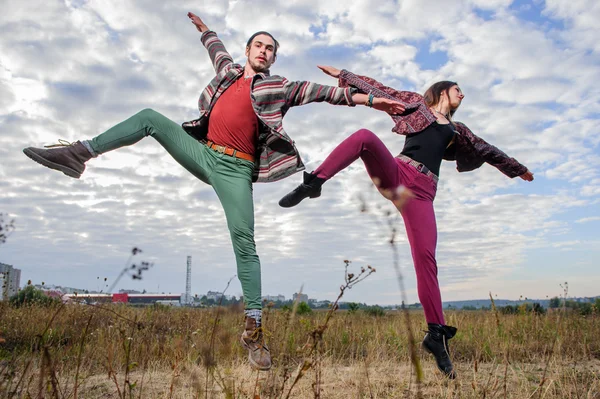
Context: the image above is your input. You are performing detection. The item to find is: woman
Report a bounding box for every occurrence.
[279,66,534,378]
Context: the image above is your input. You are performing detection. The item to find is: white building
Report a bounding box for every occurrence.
[0,263,21,300]
[293,293,309,303]
[206,291,224,301]
[263,294,286,302]
[0,273,5,301]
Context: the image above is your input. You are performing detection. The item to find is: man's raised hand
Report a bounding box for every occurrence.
[188,12,208,33]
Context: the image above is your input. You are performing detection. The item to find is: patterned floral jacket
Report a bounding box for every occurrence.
[338,70,528,178]
[182,31,357,183]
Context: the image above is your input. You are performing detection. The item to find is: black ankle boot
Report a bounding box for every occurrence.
[278,172,326,208]
[422,323,457,379]
[23,140,93,179]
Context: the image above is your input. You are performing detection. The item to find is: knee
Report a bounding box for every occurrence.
[353,128,377,142]
[350,129,380,150]
[136,108,160,122]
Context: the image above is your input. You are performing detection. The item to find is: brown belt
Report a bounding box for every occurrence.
[205,140,255,162]
[396,154,439,184]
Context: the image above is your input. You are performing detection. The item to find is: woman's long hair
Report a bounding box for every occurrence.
[424,81,458,119]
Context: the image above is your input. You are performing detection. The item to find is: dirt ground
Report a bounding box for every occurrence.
[27,359,599,399]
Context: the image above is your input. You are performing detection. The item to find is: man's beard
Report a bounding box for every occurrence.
[250,60,269,73]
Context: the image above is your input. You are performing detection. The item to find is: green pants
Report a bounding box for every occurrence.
[89,108,261,309]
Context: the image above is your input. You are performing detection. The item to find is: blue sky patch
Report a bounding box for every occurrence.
[51,81,97,101]
[410,37,449,70]
[509,0,565,32]
[473,8,496,22]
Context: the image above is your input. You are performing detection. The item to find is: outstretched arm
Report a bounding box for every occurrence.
[187,12,234,74]
[321,66,390,92]
[351,93,406,115]
[283,68,405,115]
[319,66,422,104]
[456,123,534,181]
[320,65,428,114]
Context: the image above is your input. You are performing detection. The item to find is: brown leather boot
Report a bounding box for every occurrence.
[23,140,92,179]
[240,316,272,370]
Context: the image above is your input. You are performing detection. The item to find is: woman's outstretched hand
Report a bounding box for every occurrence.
[372,97,406,115]
[520,170,534,181]
[317,65,341,78]
[322,65,405,114]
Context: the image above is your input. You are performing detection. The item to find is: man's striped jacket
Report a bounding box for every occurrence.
[182,31,357,183]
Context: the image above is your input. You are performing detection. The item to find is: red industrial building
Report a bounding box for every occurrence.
[64,292,182,306]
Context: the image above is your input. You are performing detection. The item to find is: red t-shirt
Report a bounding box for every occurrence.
[206,77,258,155]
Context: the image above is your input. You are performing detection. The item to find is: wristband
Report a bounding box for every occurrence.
[366,93,374,107]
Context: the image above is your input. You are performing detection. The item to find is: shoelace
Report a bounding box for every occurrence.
[442,335,451,358]
[44,139,74,149]
[424,331,451,359]
[248,326,271,349]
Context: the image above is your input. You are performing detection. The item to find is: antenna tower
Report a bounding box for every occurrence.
[185,256,192,305]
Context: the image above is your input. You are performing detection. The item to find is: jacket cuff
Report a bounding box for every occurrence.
[345,87,357,107]
[338,69,352,88]
[508,161,529,178]
[200,30,217,45]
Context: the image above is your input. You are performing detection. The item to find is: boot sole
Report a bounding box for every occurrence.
[278,191,321,208]
[240,336,272,371]
[23,148,81,179]
[422,342,456,379]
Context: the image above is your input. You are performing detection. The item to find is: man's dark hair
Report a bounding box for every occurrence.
[246,31,280,56]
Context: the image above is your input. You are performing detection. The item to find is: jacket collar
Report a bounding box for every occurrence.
[237,64,270,80]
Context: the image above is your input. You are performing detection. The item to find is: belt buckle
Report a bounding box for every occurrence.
[214,145,226,154]
[417,163,430,175]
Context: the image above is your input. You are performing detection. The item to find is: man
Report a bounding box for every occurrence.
[23,12,405,370]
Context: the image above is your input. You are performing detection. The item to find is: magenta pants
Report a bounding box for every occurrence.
[314,129,444,325]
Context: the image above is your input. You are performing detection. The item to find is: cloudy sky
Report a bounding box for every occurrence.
[1,0,599,305]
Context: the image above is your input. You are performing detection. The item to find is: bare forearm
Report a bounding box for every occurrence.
[196,23,209,33]
[352,93,406,114]
[317,66,405,114]
[352,93,370,106]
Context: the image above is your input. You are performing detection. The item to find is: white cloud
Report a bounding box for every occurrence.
[0,0,598,304]
[544,0,600,53]
[491,78,572,105]
[576,216,600,224]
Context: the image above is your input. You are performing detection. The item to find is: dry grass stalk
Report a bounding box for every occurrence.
[73,312,94,399]
[360,185,424,395]
[0,212,15,246]
[383,211,423,398]
[283,261,375,399]
[271,284,304,398]
[203,275,235,399]
[1,305,599,398]
[362,353,374,399]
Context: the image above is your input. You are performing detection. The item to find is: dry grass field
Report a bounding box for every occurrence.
[1,301,599,398]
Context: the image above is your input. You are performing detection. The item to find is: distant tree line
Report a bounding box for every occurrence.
[548,296,600,316]
[497,302,546,315]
